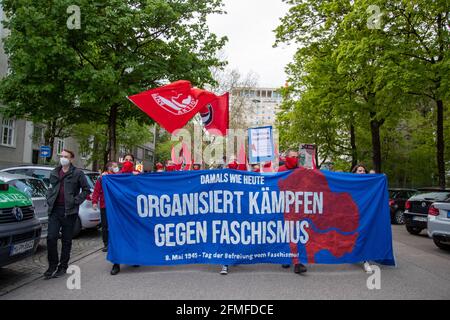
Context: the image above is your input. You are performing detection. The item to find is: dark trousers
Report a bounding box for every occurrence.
[47,206,77,269]
[100,208,108,247]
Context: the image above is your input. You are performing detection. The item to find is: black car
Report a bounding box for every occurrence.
[389,188,418,224]
[404,188,450,235]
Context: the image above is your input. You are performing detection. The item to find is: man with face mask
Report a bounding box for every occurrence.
[278,150,308,275]
[44,149,90,279]
[92,162,119,252]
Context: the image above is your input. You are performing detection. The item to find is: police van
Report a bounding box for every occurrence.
[0,182,41,268]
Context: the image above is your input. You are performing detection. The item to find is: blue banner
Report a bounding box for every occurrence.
[102,168,395,266]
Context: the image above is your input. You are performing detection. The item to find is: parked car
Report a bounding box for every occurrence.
[428,200,450,251]
[0,182,41,268]
[0,165,101,238]
[0,172,49,239]
[404,188,450,235]
[389,188,418,224]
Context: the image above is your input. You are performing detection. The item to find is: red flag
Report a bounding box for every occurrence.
[199,93,229,136]
[128,81,217,134]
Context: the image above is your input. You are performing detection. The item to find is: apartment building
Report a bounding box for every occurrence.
[231,87,283,128]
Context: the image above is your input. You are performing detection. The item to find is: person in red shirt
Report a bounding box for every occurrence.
[155,162,164,172]
[92,162,119,252]
[278,150,308,274]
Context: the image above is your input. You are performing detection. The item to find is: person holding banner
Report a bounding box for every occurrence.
[110,154,141,275]
[155,162,165,172]
[351,164,374,274]
[92,162,119,252]
[251,163,261,172]
[278,150,308,274]
[121,154,140,174]
[218,156,249,275]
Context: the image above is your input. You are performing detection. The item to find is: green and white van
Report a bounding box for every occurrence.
[0,182,41,268]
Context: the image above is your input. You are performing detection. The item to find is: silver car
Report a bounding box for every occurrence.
[0,172,48,239]
[428,200,450,251]
[0,166,101,238]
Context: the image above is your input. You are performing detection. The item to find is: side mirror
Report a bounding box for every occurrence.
[0,183,9,191]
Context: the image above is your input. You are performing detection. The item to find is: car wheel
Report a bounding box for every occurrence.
[406,225,422,235]
[72,216,82,239]
[433,237,450,251]
[393,210,405,225]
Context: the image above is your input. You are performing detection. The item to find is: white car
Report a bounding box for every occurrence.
[0,172,48,239]
[428,200,450,251]
[0,166,101,238]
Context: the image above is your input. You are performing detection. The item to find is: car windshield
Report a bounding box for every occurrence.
[9,179,47,198]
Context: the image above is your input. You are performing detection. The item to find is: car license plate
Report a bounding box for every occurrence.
[413,216,427,222]
[10,240,35,256]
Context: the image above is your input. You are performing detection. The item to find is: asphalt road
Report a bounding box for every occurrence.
[1,225,449,300]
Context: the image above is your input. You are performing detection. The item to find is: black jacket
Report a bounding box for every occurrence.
[46,164,90,216]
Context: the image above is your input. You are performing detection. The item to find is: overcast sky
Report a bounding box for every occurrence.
[207,0,296,89]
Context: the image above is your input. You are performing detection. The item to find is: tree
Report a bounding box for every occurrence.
[275,0,449,183]
[1,0,227,162]
[72,118,154,170]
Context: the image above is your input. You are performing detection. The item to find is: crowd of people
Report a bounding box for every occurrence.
[43,148,376,279]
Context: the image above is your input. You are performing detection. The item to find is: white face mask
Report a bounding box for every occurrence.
[60,157,70,166]
[112,167,120,173]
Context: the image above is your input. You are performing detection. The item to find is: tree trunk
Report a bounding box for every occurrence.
[107,105,118,161]
[350,123,357,170]
[44,120,57,163]
[370,114,384,173]
[92,136,99,172]
[436,99,445,188]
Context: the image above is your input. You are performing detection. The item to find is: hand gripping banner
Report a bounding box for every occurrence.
[102,168,396,266]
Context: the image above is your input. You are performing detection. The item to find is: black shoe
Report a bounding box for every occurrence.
[111,264,120,275]
[44,267,57,279]
[53,266,68,278]
[294,263,307,274]
[102,246,108,252]
[281,264,290,269]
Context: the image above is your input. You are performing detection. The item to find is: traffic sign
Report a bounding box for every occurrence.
[39,146,51,158]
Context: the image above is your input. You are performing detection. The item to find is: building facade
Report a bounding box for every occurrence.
[231,87,283,128]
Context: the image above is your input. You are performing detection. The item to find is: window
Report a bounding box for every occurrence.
[32,126,44,144]
[1,119,16,147]
[56,139,65,155]
[9,179,48,198]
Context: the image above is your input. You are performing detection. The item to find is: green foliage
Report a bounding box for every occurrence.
[275,0,449,186]
[0,0,227,160]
